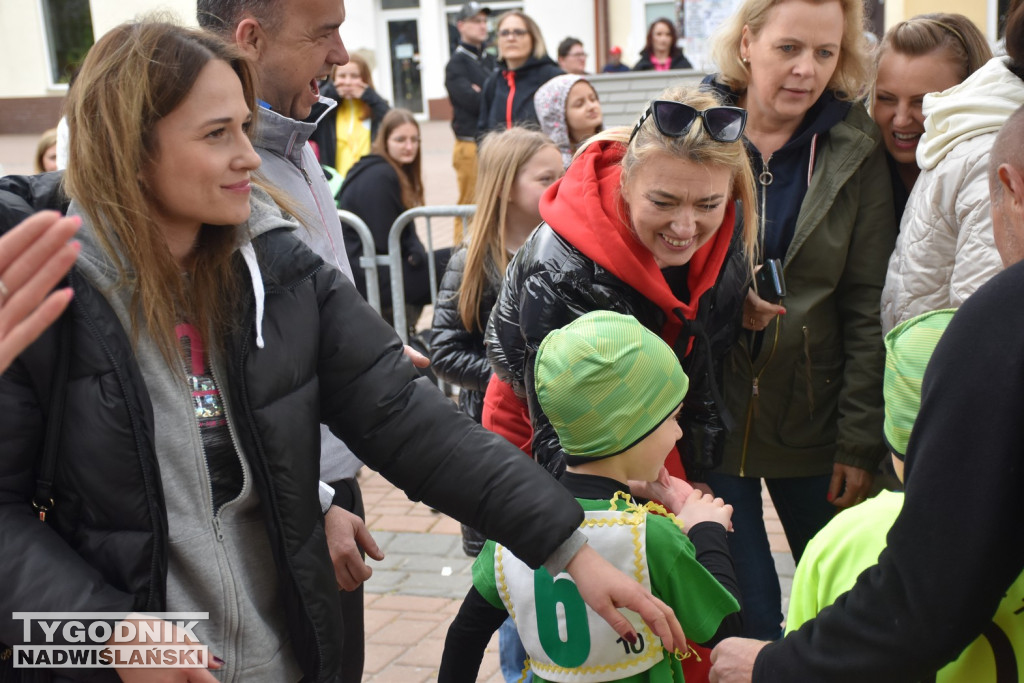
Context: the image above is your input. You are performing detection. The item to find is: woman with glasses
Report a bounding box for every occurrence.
[484,86,756,485]
[703,0,897,641]
[477,10,563,134]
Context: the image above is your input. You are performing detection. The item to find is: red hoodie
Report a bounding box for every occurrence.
[482,139,739,466]
[540,138,736,347]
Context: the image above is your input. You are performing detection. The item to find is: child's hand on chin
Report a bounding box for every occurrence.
[677,489,734,534]
[628,466,694,514]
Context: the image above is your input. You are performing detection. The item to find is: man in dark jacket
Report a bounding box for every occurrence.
[708,104,1024,683]
[445,1,496,243]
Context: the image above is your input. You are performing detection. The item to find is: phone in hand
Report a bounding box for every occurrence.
[755,258,786,303]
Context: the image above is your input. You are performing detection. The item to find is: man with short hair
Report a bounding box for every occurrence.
[557,36,588,75]
[709,104,1024,682]
[444,1,495,243]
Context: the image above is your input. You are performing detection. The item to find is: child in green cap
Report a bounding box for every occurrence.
[439,310,742,682]
[786,308,1024,680]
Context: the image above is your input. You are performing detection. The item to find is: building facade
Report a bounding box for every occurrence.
[0,0,1010,134]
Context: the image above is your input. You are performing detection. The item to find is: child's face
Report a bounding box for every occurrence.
[632,406,683,482]
[565,81,602,145]
[507,145,564,226]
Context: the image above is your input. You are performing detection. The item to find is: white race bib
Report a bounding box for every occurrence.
[495,506,663,682]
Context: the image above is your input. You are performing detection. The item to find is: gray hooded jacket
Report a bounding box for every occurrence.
[250,98,363,490]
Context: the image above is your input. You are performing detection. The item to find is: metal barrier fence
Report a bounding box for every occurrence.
[387,205,477,343]
[337,210,382,314]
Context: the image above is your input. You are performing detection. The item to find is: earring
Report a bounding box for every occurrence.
[742,56,749,64]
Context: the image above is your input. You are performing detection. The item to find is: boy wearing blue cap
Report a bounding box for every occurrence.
[785,309,1024,680]
[439,310,742,682]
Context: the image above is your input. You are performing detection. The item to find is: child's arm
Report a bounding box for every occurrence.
[688,521,743,645]
[677,489,743,645]
[439,586,509,682]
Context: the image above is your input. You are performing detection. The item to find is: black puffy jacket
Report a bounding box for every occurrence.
[0,220,585,680]
[477,56,563,134]
[486,224,749,480]
[430,246,501,422]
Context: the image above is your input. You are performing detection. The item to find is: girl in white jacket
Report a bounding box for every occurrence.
[880,14,1024,332]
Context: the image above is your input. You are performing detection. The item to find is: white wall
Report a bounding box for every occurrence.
[0,0,200,98]
[528,0,597,74]
[90,0,198,33]
[0,2,57,97]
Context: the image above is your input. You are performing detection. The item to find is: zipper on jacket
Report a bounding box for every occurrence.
[757,154,773,246]
[504,71,516,129]
[738,319,782,477]
[738,153,779,476]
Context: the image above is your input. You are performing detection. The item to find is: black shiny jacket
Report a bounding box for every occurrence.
[486,223,750,480]
[430,246,501,422]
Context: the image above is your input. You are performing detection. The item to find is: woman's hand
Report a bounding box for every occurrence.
[565,544,686,653]
[828,463,874,509]
[628,466,693,514]
[742,287,785,331]
[0,211,80,372]
[112,614,223,682]
[338,78,368,100]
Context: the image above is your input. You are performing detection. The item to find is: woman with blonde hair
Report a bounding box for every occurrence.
[704,0,898,641]
[485,85,757,483]
[872,13,991,218]
[478,10,563,133]
[310,52,391,179]
[0,19,690,682]
[431,127,562,556]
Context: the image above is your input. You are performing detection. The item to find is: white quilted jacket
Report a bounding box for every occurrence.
[880,57,1024,332]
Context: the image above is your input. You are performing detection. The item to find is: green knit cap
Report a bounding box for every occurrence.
[883,309,956,459]
[534,310,689,460]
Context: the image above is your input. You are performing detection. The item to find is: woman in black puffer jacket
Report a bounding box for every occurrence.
[483,86,757,484]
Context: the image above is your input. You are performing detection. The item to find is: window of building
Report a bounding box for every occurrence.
[39,0,94,85]
[644,2,677,33]
[383,0,420,9]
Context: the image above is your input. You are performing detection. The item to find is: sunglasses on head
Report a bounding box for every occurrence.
[628,101,748,144]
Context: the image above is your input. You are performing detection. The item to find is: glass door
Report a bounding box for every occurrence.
[387,18,424,113]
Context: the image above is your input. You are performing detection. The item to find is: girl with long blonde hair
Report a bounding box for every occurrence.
[431,127,561,559]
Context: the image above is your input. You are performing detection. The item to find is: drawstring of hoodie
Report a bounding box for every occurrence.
[240,242,266,349]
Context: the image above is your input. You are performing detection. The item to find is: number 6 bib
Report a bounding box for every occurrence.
[494,507,663,682]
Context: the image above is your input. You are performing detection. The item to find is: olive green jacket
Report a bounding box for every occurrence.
[719,104,896,479]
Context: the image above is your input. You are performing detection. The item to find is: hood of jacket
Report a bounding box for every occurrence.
[918,56,1024,170]
[339,153,390,189]
[539,138,736,343]
[71,187,293,353]
[534,74,586,166]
